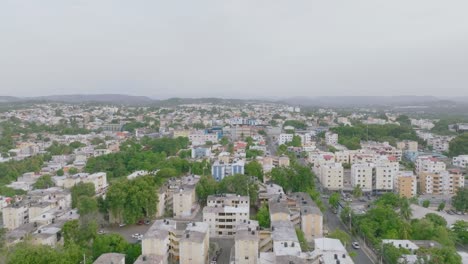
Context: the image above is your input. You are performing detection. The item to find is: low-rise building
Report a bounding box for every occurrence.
[419,169,465,195]
[93,253,126,264]
[395,171,417,198]
[325,132,338,145]
[350,163,374,191]
[211,160,245,181]
[233,221,260,264]
[452,155,468,168]
[396,140,418,152]
[203,194,250,237]
[318,162,343,190]
[53,172,107,193]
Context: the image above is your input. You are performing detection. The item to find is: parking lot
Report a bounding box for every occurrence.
[101,222,153,243]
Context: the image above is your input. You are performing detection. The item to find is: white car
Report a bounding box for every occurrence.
[137,235,143,240]
[132,233,141,238]
[352,242,360,249]
[98,230,105,235]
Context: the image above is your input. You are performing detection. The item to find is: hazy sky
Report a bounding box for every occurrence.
[1,0,468,98]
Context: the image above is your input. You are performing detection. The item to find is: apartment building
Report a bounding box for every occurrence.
[52,172,107,193]
[361,141,402,161]
[211,160,245,181]
[350,163,374,191]
[278,134,293,145]
[142,219,209,264]
[374,161,398,191]
[325,132,338,145]
[427,136,453,152]
[189,131,218,146]
[419,170,465,195]
[453,155,468,168]
[396,140,418,152]
[415,156,446,174]
[291,192,323,241]
[203,194,250,237]
[179,222,210,264]
[395,171,417,198]
[318,162,344,190]
[133,255,164,264]
[93,253,126,264]
[349,152,377,165]
[335,151,350,164]
[233,221,260,264]
[164,175,200,219]
[191,146,211,159]
[2,187,71,230]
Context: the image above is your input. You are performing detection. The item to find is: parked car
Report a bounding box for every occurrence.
[98,230,105,235]
[137,219,145,225]
[352,242,360,249]
[119,223,126,227]
[145,220,151,225]
[132,233,142,238]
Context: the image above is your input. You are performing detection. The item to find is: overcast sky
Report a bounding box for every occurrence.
[1,0,468,99]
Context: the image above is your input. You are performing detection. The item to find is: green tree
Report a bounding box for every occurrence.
[424,213,447,227]
[92,233,128,260]
[195,175,219,205]
[452,187,468,212]
[448,133,468,157]
[219,137,229,146]
[329,192,340,209]
[77,196,98,216]
[352,185,363,199]
[256,204,270,228]
[68,167,78,175]
[71,182,95,208]
[399,198,412,221]
[56,168,64,176]
[382,244,410,264]
[295,228,310,251]
[327,229,351,247]
[33,174,54,189]
[452,220,468,245]
[422,200,430,208]
[245,160,263,182]
[437,202,446,212]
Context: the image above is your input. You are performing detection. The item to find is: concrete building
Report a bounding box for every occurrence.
[179,222,210,264]
[419,170,465,195]
[203,194,250,237]
[211,160,245,181]
[3,203,29,230]
[166,175,200,219]
[452,155,468,168]
[415,156,446,174]
[291,192,323,241]
[233,221,260,264]
[374,160,398,191]
[191,146,212,159]
[133,255,164,264]
[325,132,338,145]
[313,238,355,264]
[350,163,374,191]
[396,140,418,152]
[318,162,344,190]
[93,253,126,264]
[395,171,417,198]
[52,172,107,193]
[173,185,197,219]
[278,134,293,145]
[142,219,209,264]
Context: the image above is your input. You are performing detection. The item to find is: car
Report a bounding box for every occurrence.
[132,233,142,238]
[447,210,454,215]
[352,242,360,249]
[145,220,151,225]
[98,230,105,235]
[137,219,145,225]
[137,235,143,240]
[119,223,126,227]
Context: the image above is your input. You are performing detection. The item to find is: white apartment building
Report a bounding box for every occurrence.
[318,162,344,190]
[234,221,260,264]
[415,156,446,174]
[203,194,250,237]
[350,163,374,191]
[396,140,418,152]
[142,219,209,264]
[278,134,294,145]
[189,131,218,146]
[325,132,338,145]
[335,151,350,164]
[419,170,465,195]
[374,161,399,191]
[52,172,107,193]
[452,155,468,168]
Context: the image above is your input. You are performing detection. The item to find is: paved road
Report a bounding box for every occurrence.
[322,197,375,264]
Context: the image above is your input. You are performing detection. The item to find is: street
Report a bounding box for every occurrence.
[322,197,376,264]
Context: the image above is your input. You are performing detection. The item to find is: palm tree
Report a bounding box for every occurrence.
[400,198,412,221]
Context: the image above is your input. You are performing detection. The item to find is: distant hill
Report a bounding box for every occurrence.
[33,94,154,104]
[0,96,22,103]
[280,96,443,107]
